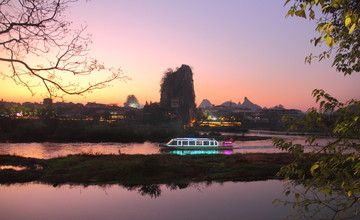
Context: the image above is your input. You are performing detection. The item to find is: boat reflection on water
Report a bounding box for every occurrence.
[168,150,233,155]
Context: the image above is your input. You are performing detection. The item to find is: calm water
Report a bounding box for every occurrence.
[0,140,290,159]
[0,180,295,220]
[0,131,335,159]
[0,131,348,219]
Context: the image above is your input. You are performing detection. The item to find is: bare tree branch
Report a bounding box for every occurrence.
[0,0,126,99]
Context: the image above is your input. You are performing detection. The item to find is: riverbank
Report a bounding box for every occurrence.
[0,118,274,143]
[0,153,296,185]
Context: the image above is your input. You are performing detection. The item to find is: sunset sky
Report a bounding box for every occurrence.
[1,0,359,111]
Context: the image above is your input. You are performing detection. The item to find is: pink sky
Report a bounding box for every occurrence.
[1,0,359,111]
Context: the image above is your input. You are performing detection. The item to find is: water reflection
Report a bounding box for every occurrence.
[169,150,224,155]
[0,142,161,159]
[0,165,27,171]
[0,130,339,159]
[124,184,163,198]
[0,180,296,220]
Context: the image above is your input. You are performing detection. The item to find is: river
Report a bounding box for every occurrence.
[0,180,296,220]
[0,130,335,159]
[0,131,342,219]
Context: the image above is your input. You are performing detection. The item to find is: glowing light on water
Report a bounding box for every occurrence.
[170,150,220,155]
[0,165,27,171]
[224,150,233,155]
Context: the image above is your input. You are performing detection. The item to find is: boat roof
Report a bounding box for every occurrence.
[171,138,217,141]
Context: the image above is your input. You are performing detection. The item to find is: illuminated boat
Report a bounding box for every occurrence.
[160,138,235,150]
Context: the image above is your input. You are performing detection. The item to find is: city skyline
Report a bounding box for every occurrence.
[1,0,359,111]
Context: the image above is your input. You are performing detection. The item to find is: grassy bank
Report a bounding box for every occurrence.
[0,153,295,185]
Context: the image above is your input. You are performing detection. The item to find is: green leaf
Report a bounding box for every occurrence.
[347,190,352,197]
[286,9,295,18]
[349,23,356,34]
[319,23,329,32]
[345,17,351,27]
[322,5,331,11]
[326,25,333,34]
[324,35,333,46]
[295,9,306,19]
[310,163,319,175]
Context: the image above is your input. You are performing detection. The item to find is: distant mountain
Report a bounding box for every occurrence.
[270,104,285,110]
[199,99,213,108]
[240,97,262,110]
[199,97,262,110]
[220,101,238,108]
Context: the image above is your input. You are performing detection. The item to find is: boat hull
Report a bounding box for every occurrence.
[161,137,237,151]
[160,145,238,150]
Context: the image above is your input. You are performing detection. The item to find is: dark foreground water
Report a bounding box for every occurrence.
[0,180,295,220]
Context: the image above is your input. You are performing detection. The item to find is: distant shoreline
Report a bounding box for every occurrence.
[0,118,274,143]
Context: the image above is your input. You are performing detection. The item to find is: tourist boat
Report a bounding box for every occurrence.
[160,138,235,150]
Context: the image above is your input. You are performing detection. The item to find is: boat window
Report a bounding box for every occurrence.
[203,141,209,146]
[196,141,202,145]
[189,141,195,145]
[169,140,177,145]
[210,141,214,146]
[182,141,189,146]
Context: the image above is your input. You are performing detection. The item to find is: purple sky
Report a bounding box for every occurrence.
[1,0,359,111]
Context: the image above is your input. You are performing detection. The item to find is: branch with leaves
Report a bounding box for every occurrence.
[276,1,360,218]
[285,0,360,75]
[273,89,360,219]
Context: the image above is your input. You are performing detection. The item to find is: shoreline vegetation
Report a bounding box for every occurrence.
[0,118,274,143]
[0,153,298,186]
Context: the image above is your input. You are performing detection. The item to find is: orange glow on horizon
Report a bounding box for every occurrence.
[1,1,359,112]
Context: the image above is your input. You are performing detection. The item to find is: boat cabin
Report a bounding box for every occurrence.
[165,138,219,147]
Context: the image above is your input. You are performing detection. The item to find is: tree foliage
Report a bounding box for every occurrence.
[0,0,125,99]
[274,0,360,218]
[285,0,360,75]
[274,90,360,219]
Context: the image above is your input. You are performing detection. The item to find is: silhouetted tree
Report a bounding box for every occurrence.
[0,0,125,99]
[142,102,166,124]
